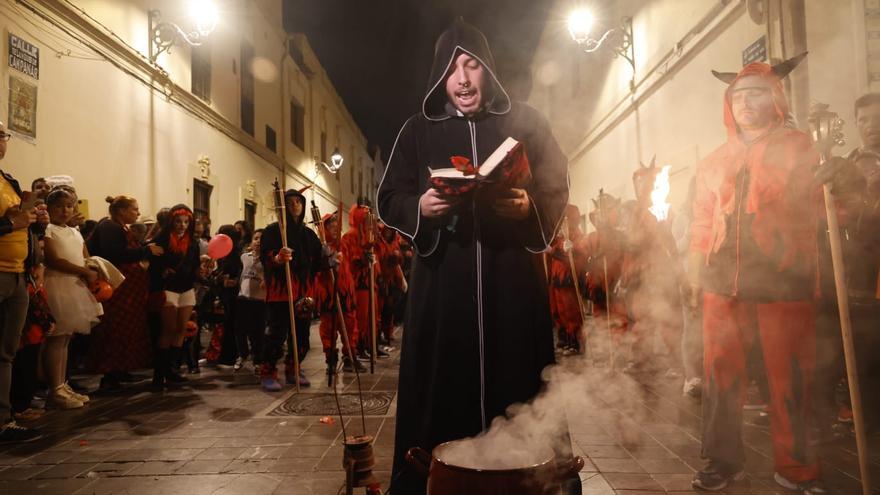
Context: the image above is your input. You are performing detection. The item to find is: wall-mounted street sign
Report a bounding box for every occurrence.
[742,35,767,66]
[8,34,39,80]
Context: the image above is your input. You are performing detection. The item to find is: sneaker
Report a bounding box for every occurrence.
[773,473,827,494]
[49,387,84,410]
[188,366,201,375]
[298,370,311,388]
[233,357,244,372]
[261,375,282,392]
[837,405,853,424]
[683,377,702,398]
[342,356,367,373]
[62,383,89,403]
[692,460,745,491]
[0,421,42,443]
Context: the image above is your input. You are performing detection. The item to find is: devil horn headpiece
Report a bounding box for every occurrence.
[771,51,807,79]
[711,52,808,84]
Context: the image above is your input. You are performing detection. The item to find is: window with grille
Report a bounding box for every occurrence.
[191,43,211,102]
[193,179,213,223]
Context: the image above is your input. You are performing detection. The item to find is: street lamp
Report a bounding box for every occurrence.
[149,0,219,62]
[316,148,344,174]
[567,8,635,91]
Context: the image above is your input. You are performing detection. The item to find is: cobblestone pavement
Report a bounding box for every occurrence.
[0,323,877,494]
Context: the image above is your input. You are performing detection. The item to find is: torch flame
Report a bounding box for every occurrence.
[648,165,672,222]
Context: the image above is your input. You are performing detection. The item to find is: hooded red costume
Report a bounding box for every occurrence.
[583,195,627,337]
[691,59,821,484]
[340,205,380,355]
[620,163,683,371]
[376,223,405,343]
[314,212,359,361]
[548,205,587,350]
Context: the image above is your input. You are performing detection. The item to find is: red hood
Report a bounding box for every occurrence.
[722,62,789,144]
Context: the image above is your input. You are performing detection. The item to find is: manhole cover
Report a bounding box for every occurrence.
[267,392,394,417]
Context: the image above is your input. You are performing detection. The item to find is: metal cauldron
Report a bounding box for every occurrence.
[406,440,584,495]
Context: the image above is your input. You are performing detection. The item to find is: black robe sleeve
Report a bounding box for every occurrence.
[518,107,569,253]
[377,117,440,255]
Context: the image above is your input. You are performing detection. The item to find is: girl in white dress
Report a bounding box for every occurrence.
[42,188,103,409]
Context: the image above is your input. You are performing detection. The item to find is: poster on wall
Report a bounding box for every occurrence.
[8,34,39,80]
[8,77,37,139]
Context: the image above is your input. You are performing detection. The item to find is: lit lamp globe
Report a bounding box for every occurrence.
[567,9,594,44]
[189,0,219,37]
[328,148,344,173]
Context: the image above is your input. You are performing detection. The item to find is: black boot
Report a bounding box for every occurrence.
[326,353,338,387]
[151,349,166,390]
[165,347,188,384]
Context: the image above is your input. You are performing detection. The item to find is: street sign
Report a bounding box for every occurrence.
[8,34,39,80]
[742,35,767,66]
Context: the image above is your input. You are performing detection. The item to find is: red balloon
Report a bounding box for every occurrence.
[207,233,233,259]
[89,279,113,302]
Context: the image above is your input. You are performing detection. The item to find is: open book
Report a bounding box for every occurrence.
[429,137,532,196]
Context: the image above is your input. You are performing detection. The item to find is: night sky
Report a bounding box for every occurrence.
[283,0,554,161]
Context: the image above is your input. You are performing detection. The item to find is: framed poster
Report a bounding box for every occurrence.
[8,34,39,80]
[8,76,37,139]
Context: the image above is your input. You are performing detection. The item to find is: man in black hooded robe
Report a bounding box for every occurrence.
[377,19,577,494]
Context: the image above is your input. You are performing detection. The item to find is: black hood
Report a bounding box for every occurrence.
[422,18,511,121]
[284,189,307,224]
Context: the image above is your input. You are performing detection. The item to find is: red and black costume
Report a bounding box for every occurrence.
[313,212,359,367]
[548,205,587,352]
[620,166,683,372]
[340,205,379,358]
[691,61,821,482]
[259,189,322,380]
[376,224,406,344]
[583,195,627,344]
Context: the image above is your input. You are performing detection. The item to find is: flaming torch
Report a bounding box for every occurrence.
[648,165,672,222]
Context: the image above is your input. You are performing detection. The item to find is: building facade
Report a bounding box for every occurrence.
[529,0,869,222]
[0,0,377,228]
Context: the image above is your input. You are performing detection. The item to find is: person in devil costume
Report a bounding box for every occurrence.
[548,204,587,354]
[619,159,683,377]
[340,204,387,361]
[689,54,825,493]
[582,192,627,361]
[259,188,322,391]
[376,222,407,347]
[313,211,365,383]
[377,18,578,495]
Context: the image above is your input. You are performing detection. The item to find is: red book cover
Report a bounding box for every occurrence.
[429,138,532,196]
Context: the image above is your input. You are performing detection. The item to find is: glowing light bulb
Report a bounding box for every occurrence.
[567,9,594,44]
[189,0,219,37]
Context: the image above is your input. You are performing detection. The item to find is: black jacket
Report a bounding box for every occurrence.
[149,204,200,293]
[87,219,151,267]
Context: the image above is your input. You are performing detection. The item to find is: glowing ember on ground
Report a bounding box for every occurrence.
[649,165,672,221]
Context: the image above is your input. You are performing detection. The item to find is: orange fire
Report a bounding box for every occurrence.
[648,165,672,222]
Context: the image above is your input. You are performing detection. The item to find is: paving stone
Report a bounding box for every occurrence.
[175,459,234,474]
[32,462,97,479]
[603,472,665,491]
[592,457,646,473]
[637,457,694,474]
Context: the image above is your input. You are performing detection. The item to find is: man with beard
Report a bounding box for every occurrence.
[377,18,575,495]
[689,55,825,493]
[813,92,880,433]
